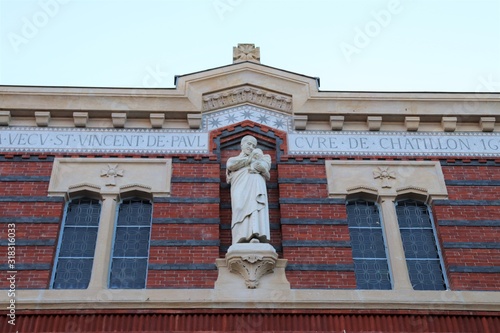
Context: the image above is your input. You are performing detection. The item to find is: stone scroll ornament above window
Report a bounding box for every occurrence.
[325,161,448,201]
[48,158,172,198]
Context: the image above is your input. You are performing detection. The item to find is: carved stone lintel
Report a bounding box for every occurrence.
[35,111,50,127]
[73,112,89,127]
[150,113,165,128]
[330,116,344,131]
[112,113,127,128]
[405,116,420,132]
[442,116,457,132]
[367,116,382,131]
[202,85,292,112]
[0,110,11,126]
[293,115,308,130]
[187,114,202,129]
[480,117,495,132]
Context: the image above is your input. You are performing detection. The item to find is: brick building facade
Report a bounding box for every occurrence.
[1,45,499,332]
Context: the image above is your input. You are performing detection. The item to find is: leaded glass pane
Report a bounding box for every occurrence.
[52,258,93,289]
[396,200,447,291]
[347,200,392,289]
[65,198,101,226]
[109,258,148,289]
[396,200,431,228]
[346,201,381,227]
[112,226,151,257]
[353,259,391,290]
[59,227,98,257]
[349,229,387,259]
[52,198,101,289]
[407,260,446,290]
[117,199,152,226]
[400,229,439,259]
[110,198,152,289]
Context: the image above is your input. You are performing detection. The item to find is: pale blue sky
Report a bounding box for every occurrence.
[1,0,499,92]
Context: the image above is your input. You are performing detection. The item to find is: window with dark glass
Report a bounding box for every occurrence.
[109,198,152,289]
[51,198,101,289]
[346,200,392,289]
[396,199,447,290]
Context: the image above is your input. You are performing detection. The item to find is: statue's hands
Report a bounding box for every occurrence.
[253,161,266,173]
[244,155,253,166]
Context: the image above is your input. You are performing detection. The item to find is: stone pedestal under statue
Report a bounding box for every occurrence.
[215,243,290,290]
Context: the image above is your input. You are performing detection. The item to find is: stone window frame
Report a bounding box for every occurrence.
[325,160,449,290]
[48,158,172,290]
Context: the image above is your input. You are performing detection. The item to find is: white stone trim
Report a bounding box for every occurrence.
[49,158,172,198]
[35,111,50,127]
[1,105,500,157]
[325,161,448,199]
[6,289,500,312]
[73,112,89,127]
[0,110,11,126]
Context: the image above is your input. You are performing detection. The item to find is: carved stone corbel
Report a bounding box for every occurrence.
[214,243,288,290]
[227,254,277,289]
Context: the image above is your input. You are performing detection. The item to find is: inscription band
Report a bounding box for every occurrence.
[1,127,500,157]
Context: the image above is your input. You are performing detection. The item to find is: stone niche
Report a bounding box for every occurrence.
[215,243,290,290]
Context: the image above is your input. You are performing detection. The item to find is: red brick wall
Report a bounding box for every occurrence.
[278,162,356,289]
[0,158,61,289]
[434,163,500,290]
[1,155,499,291]
[148,162,220,288]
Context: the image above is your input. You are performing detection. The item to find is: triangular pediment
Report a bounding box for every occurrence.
[174,61,320,113]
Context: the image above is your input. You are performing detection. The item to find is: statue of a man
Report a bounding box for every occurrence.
[226,135,271,244]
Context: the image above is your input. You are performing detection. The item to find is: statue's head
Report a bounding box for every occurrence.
[240,135,257,155]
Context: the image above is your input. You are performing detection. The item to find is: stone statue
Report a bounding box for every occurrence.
[226,135,271,244]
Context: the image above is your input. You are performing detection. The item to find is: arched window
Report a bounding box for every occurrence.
[109,197,152,289]
[51,198,101,289]
[346,200,392,289]
[395,199,448,290]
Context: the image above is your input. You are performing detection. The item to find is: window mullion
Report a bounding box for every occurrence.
[379,197,413,290]
[87,193,119,290]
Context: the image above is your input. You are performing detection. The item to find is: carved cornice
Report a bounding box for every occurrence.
[202,86,292,113]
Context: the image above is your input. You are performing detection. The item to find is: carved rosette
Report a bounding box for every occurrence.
[373,166,396,189]
[227,254,277,289]
[100,164,124,186]
[202,86,292,112]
